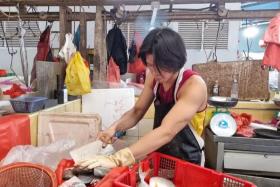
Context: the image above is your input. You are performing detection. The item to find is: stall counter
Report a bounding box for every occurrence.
[28,99,280,146]
[205,101,280,126]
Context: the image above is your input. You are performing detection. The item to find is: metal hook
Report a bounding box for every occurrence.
[22,21,37,37]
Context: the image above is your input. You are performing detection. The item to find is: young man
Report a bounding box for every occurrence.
[78,28,208,169]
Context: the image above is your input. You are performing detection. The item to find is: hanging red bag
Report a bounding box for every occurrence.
[31,25,55,84]
[128,32,146,74]
[107,57,120,82]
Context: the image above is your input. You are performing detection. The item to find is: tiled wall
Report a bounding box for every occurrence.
[122,118,154,146]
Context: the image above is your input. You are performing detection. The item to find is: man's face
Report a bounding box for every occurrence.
[146,54,175,83]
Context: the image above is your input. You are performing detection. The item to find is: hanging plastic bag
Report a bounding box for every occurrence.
[107,57,120,82]
[65,52,91,95]
[59,33,77,64]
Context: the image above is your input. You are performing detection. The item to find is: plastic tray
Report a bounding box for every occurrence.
[10,96,47,113]
[114,152,256,187]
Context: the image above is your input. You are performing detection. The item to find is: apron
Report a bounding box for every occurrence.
[153,70,205,166]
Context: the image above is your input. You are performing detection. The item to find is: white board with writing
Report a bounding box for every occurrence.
[82,88,135,130]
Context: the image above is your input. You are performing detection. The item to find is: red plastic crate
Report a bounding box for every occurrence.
[113,152,256,187]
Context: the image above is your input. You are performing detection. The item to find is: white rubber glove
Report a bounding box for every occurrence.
[77,148,135,169]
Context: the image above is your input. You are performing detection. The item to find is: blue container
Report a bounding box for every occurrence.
[10,96,48,113]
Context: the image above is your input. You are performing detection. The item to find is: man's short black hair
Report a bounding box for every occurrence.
[139,27,187,73]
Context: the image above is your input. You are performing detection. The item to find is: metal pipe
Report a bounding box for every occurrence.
[150,7,158,29]
[0,10,277,21]
[0,0,276,6]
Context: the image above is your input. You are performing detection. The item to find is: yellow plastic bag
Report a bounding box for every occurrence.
[65,52,91,95]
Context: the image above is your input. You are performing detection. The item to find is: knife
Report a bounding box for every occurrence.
[102,131,127,150]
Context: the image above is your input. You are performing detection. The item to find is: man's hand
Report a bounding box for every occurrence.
[77,148,135,169]
[98,127,116,147]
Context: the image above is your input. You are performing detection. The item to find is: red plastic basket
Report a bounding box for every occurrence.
[113,152,256,187]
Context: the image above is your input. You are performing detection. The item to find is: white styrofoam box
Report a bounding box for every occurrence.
[38,112,101,147]
[224,150,280,173]
[82,88,135,130]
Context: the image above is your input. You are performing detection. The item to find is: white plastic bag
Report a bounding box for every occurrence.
[1,139,75,170]
[59,33,77,64]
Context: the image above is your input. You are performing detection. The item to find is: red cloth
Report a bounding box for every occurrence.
[264,13,280,45]
[36,26,52,61]
[3,84,26,98]
[262,13,280,70]
[107,57,120,82]
[128,32,146,73]
[0,115,31,160]
[157,69,198,104]
[128,59,146,74]
[262,43,280,71]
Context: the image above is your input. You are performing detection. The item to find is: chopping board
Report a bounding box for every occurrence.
[38,112,101,147]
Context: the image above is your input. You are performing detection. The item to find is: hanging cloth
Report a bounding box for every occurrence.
[262,13,280,71]
[128,32,146,74]
[35,25,53,61]
[263,13,280,45]
[73,25,81,50]
[263,43,280,71]
[107,57,120,82]
[30,25,54,84]
[106,24,128,75]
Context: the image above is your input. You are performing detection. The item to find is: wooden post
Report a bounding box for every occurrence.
[94,5,107,81]
[101,12,107,81]
[59,6,72,48]
[80,12,87,59]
